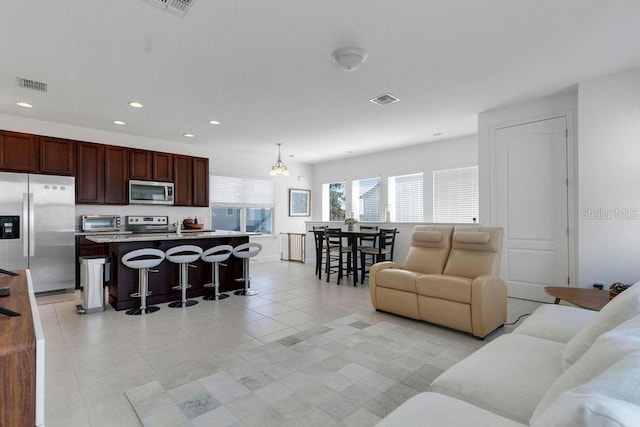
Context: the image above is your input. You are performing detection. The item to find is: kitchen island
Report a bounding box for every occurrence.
[87,231,255,311]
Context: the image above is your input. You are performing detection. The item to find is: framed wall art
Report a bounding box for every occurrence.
[289,188,310,216]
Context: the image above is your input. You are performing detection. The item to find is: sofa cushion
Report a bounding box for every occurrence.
[429,333,565,424]
[563,282,640,368]
[376,392,525,427]
[532,353,640,427]
[531,314,640,423]
[416,274,472,303]
[376,268,422,293]
[512,304,598,344]
[532,393,640,427]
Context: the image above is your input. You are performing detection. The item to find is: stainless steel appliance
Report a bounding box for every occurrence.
[0,172,75,293]
[129,180,174,205]
[81,214,121,232]
[125,215,170,233]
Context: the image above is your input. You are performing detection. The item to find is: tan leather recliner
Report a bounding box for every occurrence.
[370,225,506,338]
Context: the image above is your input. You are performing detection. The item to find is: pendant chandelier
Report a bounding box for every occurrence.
[269,143,290,176]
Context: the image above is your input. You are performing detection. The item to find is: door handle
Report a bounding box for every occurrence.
[22,193,28,257]
[29,193,35,256]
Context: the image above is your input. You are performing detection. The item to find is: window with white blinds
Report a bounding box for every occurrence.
[210,175,275,207]
[388,172,424,222]
[352,177,381,221]
[210,175,275,233]
[433,166,478,223]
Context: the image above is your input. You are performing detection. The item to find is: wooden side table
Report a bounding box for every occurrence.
[544,286,610,311]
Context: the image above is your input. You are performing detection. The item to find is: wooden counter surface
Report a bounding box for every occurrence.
[0,270,39,427]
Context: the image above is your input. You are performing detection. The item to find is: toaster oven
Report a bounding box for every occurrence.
[81,215,121,232]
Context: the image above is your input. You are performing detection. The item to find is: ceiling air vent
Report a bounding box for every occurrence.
[370,93,400,106]
[17,77,47,93]
[142,0,197,17]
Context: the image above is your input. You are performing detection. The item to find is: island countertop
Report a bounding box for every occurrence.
[86,230,259,243]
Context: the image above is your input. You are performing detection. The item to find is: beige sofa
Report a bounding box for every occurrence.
[377,283,640,426]
[369,225,506,338]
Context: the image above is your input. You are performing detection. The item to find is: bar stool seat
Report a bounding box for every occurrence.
[166,245,203,308]
[233,242,262,296]
[121,248,165,315]
[201,244,233,301]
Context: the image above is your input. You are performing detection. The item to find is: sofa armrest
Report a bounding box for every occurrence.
[470,274,508,338]
[369,261,402,303]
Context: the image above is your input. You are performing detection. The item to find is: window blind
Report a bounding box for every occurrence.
[433,166,478,223]
[388,172,424,222]
[211,175,275,207]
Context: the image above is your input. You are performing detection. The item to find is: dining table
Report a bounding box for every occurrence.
[310,226,396,286]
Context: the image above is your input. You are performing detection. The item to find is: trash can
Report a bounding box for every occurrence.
[76,256,110,314]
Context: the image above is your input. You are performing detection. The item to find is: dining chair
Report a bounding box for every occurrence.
[357,225,379,278]
[324,228,352,285]
[312,225,327,279]
[360,227,397,284]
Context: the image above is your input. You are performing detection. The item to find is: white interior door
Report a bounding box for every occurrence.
[494,116,569,301]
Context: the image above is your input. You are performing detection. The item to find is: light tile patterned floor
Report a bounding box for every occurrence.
[37,261,542,427]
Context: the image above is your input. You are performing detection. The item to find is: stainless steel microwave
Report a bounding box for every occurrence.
[128,180,174,205]
[81,215,121,232]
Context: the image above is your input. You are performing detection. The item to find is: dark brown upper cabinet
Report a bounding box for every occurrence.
[0,131,40,173]
[76,142,105,204]
[153,152,173,182]
[173,154,193,206]
[39,136,76,175]
[104,145,129,204]
[129,149,153,180]
[192,157,209,207]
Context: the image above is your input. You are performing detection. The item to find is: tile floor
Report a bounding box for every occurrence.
[38,261,542,427]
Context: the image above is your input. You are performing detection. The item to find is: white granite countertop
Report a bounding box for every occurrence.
[85,230,257,243]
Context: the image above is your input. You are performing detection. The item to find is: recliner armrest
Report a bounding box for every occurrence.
[369,261,402,302]
[470,275,508,338]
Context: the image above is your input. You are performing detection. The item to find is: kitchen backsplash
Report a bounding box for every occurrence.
[75,204,211,231]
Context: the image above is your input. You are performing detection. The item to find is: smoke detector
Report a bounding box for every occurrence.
[142,0,197,17]
[370,93,400,106]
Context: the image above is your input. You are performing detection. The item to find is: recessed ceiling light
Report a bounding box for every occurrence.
[17,102,33,108]
[345,150,353,154]
[128,101,143,108]
[112,120,126,126]
[183,133,195,138]
[432,132,442,136]
[209,120,221,125]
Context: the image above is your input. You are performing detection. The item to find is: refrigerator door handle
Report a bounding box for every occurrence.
[23,193,29,257]
[29,193,35,256]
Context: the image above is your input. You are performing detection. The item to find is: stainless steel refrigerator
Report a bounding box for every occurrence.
[0,172,75,293]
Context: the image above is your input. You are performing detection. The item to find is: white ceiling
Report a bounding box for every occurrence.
[2,1,640,164]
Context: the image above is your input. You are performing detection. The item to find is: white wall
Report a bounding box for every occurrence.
[311,135,478,222]
[0,113,314,261]
[578,68,640,286]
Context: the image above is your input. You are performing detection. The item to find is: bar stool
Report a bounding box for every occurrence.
[233,242,262,296]
[166,245,203,308]
[121,248,165,315]
[201,244,233,301]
